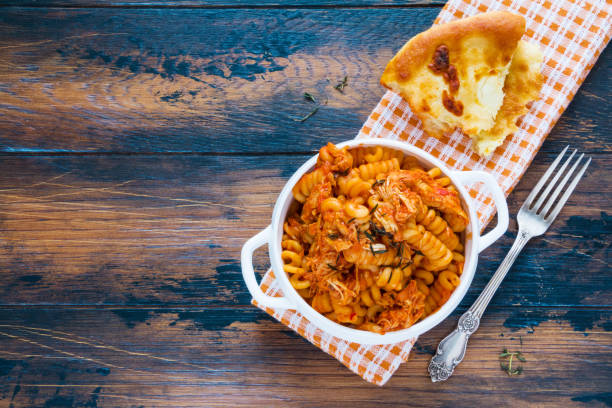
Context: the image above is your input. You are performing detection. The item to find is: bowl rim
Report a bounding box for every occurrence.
[269,139,480,344]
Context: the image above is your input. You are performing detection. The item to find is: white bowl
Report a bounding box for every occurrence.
[241,139,508,344]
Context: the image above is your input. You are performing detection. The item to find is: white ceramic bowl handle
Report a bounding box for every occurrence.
[451,171,509,253]
[241,225,294,310]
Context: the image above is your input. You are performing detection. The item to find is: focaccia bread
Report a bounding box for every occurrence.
[472,40,544,156]
[380,11,526,139]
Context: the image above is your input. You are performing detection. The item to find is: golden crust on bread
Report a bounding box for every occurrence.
[381,11,526,138]
[473,40,544,156]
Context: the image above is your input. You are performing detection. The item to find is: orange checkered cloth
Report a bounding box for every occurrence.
[253,0,611,386]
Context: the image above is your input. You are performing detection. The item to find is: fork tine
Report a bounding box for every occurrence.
[531,148,577,213]
[545,157,591,223]
[539,152,583,216]
[522,145,569,210]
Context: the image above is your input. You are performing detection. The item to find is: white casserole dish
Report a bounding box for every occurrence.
[241,139,508,344]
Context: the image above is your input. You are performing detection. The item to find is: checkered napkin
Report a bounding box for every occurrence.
[253,0,611,386]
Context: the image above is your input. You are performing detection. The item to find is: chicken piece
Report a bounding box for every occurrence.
[386,169,468,232]
[317,142,353,173]
[375,181,424,227]
[375,280,425,331]
[327,273,360,306]
[301,178,333,224]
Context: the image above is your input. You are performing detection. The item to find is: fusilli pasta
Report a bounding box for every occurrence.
[283,143,468,333]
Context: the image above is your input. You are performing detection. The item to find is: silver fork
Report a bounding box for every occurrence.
[428,146,591,382]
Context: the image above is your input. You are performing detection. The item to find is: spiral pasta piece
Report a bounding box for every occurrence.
[350,146,404,166]
[402,224,453,271]
[337,169,371,198]
[427,167,452,187]
[358,158,400,181]
[416,208,460,251]
[292,168,327,203]
[281,235,312,290]
[414,279,437,317]
[437,270,461,291]
[375,267,404,291]
[437,226,460,251]
[283,219,302,240]
[321,197,344,213]
[281,238,304,276]
[413,268,435,285]
[317,142,353,172]
[349,147,370,166]
[330,298,366,324]
[357,321,384,334]
[360,285,382,307]
[417,208,447,235]
[312,292,333,314]
[342,245,397,266]
[344,199,370,228]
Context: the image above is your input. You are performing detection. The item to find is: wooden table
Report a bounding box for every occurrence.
[0,1,610,407]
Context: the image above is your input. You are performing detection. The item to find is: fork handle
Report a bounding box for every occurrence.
[428,229,531,382]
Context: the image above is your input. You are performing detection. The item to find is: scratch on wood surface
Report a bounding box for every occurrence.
[558,233,609,246]
[4,387,184,404]
[541,238,610,267]
[0,171,73,192]
[74,393,173,404]
[0,330,127,371]
[0,330,215,382]
[1,62,130,74]
[0,208,217,230]
[31,180,136,200]
[1,180,244,211]
[46,182,245,211]
[5,384,115,387]
[0,179,243,211]
[0,197,232,223]
[581,91,607,103]
[0,324,220,371]
[0,33,128,50]
[98,394,244,406]
[558,233,585,239]
[0,350,75,360]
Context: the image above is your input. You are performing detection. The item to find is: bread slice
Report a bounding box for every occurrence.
[472,40,544,156]
[380,11,525,138]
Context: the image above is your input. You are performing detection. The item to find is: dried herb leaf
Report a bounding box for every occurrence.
[304,92,317,103]
[327,263,339,271]
[293,106,319,122]
[327,233,339,240]
[369,220,392,238]
[369,203,379,215]
[334,75,348,92]
[499,349,525,376]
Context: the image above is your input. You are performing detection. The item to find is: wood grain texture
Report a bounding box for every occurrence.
[0,8,609,154]
[0,3,610,407]
[2,0,445,5]
[0,308,610,407]
[0,148,609,309]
